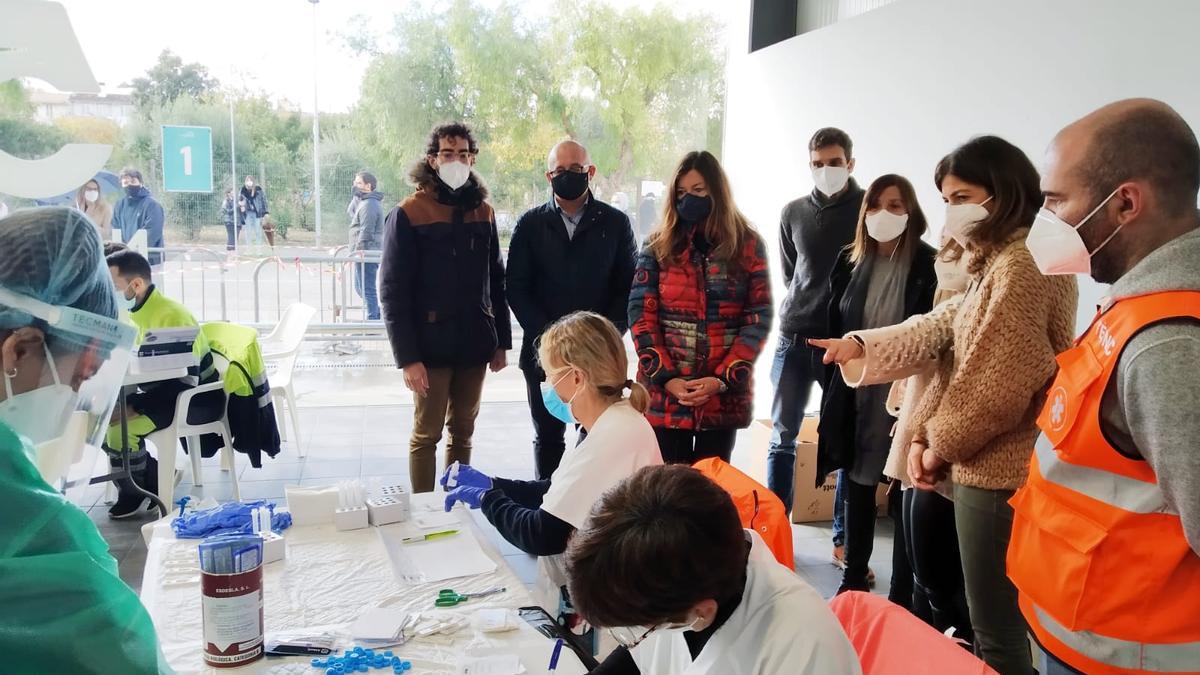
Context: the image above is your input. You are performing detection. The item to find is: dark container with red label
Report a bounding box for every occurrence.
[201,565,265,668]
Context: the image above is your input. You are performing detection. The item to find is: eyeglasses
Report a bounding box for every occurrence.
[436,149,476,162]
[608,625,660,649]
[549,165,590,178]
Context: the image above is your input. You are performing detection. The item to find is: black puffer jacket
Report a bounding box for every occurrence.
[379,161,513,368]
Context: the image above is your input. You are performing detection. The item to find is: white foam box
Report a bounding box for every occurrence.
[261,531,286,564]
[334,506,369,531]
[367,485,410,526]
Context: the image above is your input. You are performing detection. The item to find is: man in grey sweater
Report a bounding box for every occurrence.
[769,127,864,537]
[349,170,385,320]
[1025,98,1200,675]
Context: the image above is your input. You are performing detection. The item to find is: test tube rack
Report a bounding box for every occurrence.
[367,485,411,526]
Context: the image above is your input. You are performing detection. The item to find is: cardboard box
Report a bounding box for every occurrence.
[747,417,889,524]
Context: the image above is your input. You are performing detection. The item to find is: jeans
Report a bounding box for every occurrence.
[224,223,241,250]
[243,213,264,246]
[905,488,974,643]
[653,428,736,464]
[409,364,487,493]
[833,470,847,546]
[954,483,1032,675]
[768,333,827,513]
[354,262,380,320]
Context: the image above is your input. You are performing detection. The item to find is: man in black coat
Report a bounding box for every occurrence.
[506,140,638,478]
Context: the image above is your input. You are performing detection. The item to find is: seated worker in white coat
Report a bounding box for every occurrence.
[566,464,863,675]
[442,311,663,609]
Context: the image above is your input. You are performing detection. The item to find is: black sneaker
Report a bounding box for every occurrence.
[108,492,149,519]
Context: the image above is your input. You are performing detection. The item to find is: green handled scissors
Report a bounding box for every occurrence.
[435,586,506,607]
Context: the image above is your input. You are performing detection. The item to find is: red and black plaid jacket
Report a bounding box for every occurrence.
[628,230,773,430]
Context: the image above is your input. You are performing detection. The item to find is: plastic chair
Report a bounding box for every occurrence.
[146,379,241,507]
[261,303,315,457]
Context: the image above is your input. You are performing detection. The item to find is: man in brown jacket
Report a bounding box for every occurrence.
[379,122,512,493]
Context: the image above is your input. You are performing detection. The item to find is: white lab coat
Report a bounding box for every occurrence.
[630,531,863,675]
[534,400,663,606]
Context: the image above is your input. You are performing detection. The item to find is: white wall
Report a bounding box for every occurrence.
[724,0,1200,416]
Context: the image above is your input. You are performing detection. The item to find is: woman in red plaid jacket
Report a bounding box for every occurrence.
[628,150,774,463]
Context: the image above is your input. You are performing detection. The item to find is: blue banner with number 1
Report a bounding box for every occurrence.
[161,125,213,193]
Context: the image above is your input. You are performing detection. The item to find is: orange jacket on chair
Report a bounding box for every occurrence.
[693,458,793,569]
[1007,291,1200,675]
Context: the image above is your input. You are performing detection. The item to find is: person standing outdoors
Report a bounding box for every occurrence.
[348,170,385,321]
[628,150,772,464]
[817,174,936,596]
[813,135,1078,674]
[1010,99,1200,675]
[75,179,112,241]
[238,174,269,248]
[770,128,864,570]
[112,168,165,265]
[379,122,511,493]
[506,140,637,479]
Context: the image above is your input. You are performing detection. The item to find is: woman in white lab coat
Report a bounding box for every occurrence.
[566,464,862,675]
[441,311,663,614]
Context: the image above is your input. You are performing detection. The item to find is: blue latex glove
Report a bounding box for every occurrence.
[444,485,489,512]
[440,462,493,490]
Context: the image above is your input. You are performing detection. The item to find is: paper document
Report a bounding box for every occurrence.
[457,654,525,675]
[413,511,460,530]
[382,526,497,584]
[350,606,409,642]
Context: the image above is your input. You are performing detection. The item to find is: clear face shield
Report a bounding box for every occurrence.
[0,286,136,493]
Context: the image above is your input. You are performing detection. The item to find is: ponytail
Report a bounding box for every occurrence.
[628,381,650,414]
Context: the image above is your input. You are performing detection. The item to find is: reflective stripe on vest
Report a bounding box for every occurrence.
[1033,435,1174,515]
[1034,603,1200,672]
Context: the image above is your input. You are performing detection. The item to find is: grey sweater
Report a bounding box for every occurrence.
[1100,226,1200,554]
[777,180,864,337]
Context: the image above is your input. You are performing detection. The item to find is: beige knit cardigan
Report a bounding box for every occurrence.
[841,230,1078,490]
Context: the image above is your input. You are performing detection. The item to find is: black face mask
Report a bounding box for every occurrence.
[676,193,712,223]
[352,187,365,198]
[551,170,589,201]
[124,185,141,198]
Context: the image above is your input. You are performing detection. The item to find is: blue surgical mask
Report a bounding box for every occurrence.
[540,369,579,425]
[116,284,136,311]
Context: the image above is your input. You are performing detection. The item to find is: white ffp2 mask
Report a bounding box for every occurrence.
[865,210,908,243]
[943,196,993,247]
[812,166,850,198]
[0,345,80,447]
[1027,188,1121,276]
[437,161,471,191]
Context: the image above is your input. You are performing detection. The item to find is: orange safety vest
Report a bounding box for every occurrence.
[1008,291,1200,675]
[693,458,794,570]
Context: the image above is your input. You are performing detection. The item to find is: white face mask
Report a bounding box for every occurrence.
[933,256,969,292]
[437,161,471,191]
[943,196,993,247]
[864,210,908,243]
[0,345,80,447]
[84,189,99,202]
[812,166,850,198]
[1026,188,1121,276]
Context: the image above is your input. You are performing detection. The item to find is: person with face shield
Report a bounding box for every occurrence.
[0,207,173,673]
[811,136,1078,674]
[1010,99,1200,675]
[379,122,512,493]
[566,464,862,675]
[441,312,661,643]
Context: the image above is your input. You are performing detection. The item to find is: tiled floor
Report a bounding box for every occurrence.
[85,402,897,599]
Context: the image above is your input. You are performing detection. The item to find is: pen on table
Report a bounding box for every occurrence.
[548,638,564,672]
[401,529,459,544]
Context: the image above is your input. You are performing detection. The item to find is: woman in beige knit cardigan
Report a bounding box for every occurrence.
[813,136,1078,675]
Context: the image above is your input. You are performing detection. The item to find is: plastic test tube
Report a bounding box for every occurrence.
[446,462,461,488]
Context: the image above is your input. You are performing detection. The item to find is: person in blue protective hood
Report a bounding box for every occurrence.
[0,207,174,674]
[112,167,165,265]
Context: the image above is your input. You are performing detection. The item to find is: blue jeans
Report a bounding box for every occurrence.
[1039,646,1082,675]
[243,213,264,246]
[833,470,847,546]
[768,333,827,513]
[354,262,380,320]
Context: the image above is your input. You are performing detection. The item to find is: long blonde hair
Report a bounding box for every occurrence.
[648,151,753,265]
[74,180,111,220]
[537,311,648,413]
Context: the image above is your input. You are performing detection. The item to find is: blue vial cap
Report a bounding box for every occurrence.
[402,663,412,671]
[383,651,394,658]
[326,670,336,675]
[312,658,325,667]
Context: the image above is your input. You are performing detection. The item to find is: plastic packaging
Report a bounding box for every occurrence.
[172,499,292,539]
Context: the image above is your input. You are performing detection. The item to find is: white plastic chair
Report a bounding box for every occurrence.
[146,378,240,507]
[261,303,316,457]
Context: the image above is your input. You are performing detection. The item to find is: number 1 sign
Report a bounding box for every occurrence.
[161,125,213,192]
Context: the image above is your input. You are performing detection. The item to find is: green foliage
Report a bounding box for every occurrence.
[348,0,725,215]
[0,79,33,118]
[0,117,72,160]
[130,50,218,113]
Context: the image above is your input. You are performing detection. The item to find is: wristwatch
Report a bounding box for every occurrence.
[715,378,729,394]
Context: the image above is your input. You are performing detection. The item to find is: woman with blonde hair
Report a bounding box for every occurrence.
[442,311,662,620]
[628,150,773,463]
[75,179,112,241]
